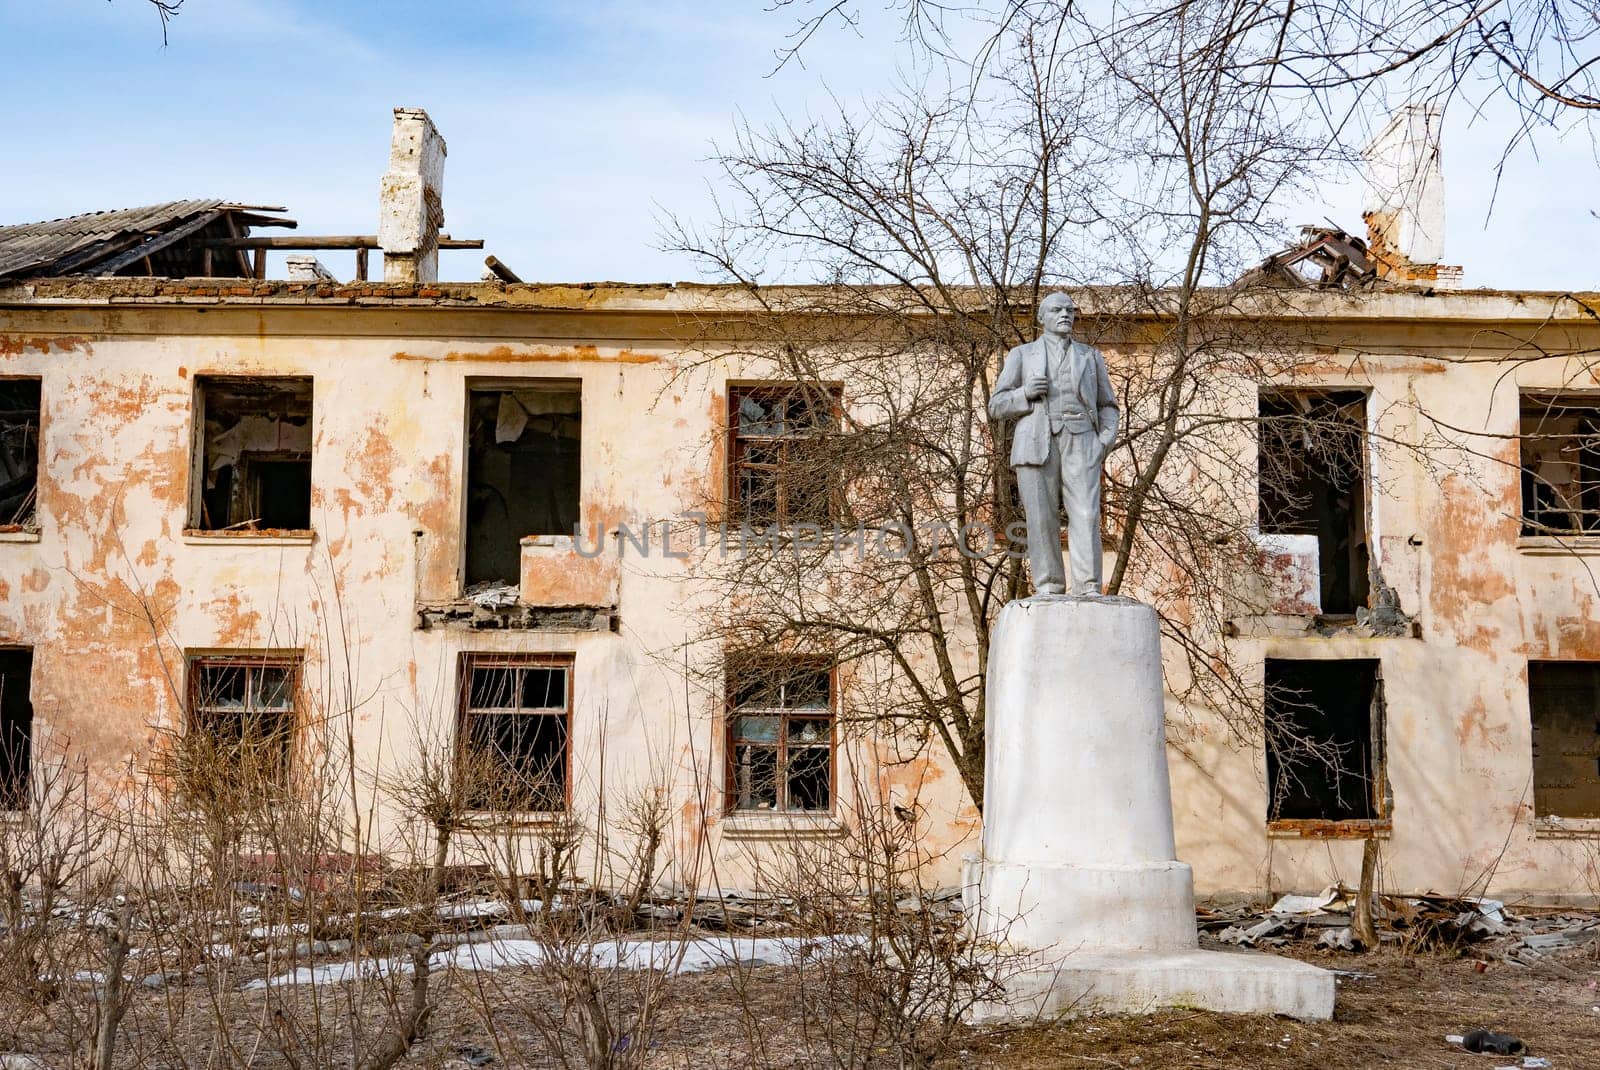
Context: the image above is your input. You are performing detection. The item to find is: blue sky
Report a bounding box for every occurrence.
[0,0,1594,289]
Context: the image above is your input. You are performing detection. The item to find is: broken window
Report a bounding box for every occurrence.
[1258,390,1370,614]
[1519,393,1600,536]
[465,384,581,587]
[1528,661,1600,820]
[726,654,834,813]
[458,654,571,811]
[185,653,299,796]
[0,650,33,811]
[728,384,841,527]
[190,377,313,532]
[1264,658,1385,824]
[0,379,40,530]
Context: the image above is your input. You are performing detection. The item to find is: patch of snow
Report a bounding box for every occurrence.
[244,934,863,990]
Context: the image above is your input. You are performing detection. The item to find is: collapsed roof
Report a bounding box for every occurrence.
[1236,226,1378,291]
[0,200,296,282]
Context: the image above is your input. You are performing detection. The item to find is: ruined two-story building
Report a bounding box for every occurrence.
[1,108,1598,901]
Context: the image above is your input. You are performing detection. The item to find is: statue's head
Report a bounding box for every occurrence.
[1037,292,1077,336]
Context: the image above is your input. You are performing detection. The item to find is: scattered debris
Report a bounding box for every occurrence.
[0,1055,49,1070]
[1235,225,1377,291]
[483,254,522,284]
[1318,927,1357,951]
[452,1044,496,1067]
[466,581,522,609]
[1460,1028,1526,1056]
[1203,885,1520,952]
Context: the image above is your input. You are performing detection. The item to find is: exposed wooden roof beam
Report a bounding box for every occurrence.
[90,210,225,276]
[197,234,484,250]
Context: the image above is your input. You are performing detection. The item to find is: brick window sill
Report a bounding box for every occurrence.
[721,811,848,840]
[183,529,316,547]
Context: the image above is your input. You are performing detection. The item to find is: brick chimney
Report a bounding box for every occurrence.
[378,107,446,284]
[1362,104,1461,288]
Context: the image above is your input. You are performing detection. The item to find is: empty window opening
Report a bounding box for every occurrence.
[192,377,313,531]
[726,654,834,813]
[728,384,841,527]
[1259,390,1370,614]
[0,379,41,530]
[1520,394,1600,536]
[1528,661,1600,820]
[0,650,34,811]
[185,654,298,798]
[1264,658,1384,823]
[465,385,581,587]
[458,654,571,811]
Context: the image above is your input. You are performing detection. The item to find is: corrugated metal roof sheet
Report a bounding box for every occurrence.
[0,200,280,280]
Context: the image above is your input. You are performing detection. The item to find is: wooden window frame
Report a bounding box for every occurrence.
[724,654,837,815]
[726,383,843,528]
[0,377,42,533]
[456,652,574,813]
[1263,657,1388,835]
[187,375,314,533]
[1519,392,1600,537]
[184,651,303,792]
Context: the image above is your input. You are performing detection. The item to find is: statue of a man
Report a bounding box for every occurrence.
[988,293,1120,596]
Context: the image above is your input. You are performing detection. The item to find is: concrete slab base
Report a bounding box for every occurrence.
[969,947,1337,1024]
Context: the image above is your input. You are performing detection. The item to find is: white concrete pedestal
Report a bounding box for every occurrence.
[967,595,1334,1022]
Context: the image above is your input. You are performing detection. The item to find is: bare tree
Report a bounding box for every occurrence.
[771,0,1600,126]
[666,8,1391,812]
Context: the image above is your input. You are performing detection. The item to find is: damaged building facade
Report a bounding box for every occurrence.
[1,109,1599,902]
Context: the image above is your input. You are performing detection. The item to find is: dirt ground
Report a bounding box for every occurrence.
[4,934,1597,1068]
[964,942,1600,1069]
[637,939,1600,1069]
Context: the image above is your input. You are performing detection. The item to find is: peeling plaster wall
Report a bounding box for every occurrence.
[1167,317,1600,902]
[0,312,977,894]
[3,287,1600,900]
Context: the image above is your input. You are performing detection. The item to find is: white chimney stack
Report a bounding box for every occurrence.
[378,107,446,284]
[1362,104,1461,287]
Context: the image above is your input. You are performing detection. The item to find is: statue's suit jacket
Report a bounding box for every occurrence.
[988,338,1119,467]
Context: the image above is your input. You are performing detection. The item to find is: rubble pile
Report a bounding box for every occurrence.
[1200,883,1600,964]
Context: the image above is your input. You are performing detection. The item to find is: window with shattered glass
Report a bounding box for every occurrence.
[726,655,834,812]
[458,653,572,812]
[185,653,299,792]
[190,377,313,532]
[728,384,841,527]
[1520,393,1600,536]
[0,379,40,531]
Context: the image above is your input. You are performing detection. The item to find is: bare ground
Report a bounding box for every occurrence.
[2,937,1596,1068]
